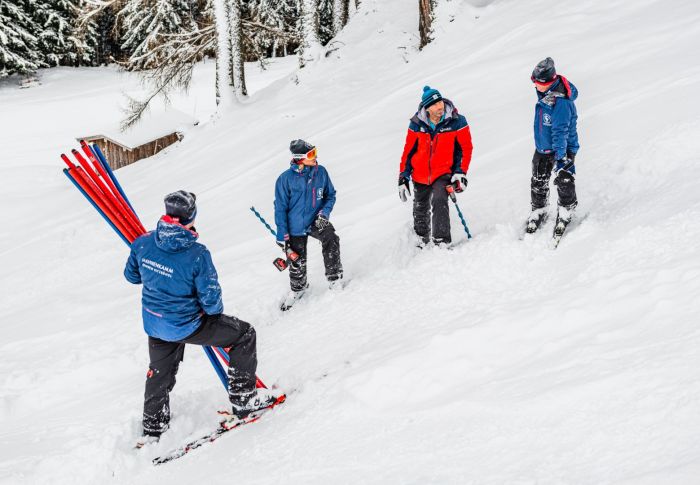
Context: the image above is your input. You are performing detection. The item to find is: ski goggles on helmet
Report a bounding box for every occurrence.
[531,74,556,86]
[292,147,317,161]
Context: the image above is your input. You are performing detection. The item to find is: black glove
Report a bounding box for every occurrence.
[315,213,330,231]
[450,173,468,193]
[398,176,411,202]
[555,157,575,175]
[276,240,286,251]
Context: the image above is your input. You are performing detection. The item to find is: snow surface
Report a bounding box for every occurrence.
[2,0,700,483]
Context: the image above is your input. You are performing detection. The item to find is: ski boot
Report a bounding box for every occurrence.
[135,433,161,449]
[525,207,548,234]
[280,284,308,311]
[328,273,344,291]
[229,388,280,421]
[552,205,575,245]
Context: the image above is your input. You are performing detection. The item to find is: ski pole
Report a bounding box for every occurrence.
[249,206,299,271]
[249,206,277,237]
[446,184,472,239]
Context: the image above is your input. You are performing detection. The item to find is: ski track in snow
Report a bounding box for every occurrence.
[1,0,700,483]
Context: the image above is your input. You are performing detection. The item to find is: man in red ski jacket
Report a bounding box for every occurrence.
[398,86,473,245]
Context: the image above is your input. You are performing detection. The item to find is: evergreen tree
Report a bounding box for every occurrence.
[0,0,41,77]
[118,0,198,70]
[34,0,97,66]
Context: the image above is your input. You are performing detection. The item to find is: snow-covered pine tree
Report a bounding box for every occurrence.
[118,0,197,70]
[317,0,333,46]
[248,0,296,59]
[298,0,321,68]
[33,0,97,67]
[0,0,41,77]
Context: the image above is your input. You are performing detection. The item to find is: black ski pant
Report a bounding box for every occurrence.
[413,173,452,244]
[530,150,577,211]
[288,223,343,292]
[142,313,257,436]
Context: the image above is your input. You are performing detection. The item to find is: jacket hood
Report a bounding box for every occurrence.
[155,216,199,253]
[539,76,578,101]
[413,98,458,127]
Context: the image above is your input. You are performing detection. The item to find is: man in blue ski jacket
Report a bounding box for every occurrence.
[526,57,580,234]
[125,191,276,441]
[274,139,343,309]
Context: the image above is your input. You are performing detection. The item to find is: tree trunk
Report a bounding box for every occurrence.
[299,0,322,68]
[230,0,247,97]
[332,0,349,35]
[213,0,234,106]
[418,0,434,50]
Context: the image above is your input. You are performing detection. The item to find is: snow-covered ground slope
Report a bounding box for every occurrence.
[2,0,700,483]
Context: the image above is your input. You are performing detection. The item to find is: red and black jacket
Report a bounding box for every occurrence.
[399,99,473,185]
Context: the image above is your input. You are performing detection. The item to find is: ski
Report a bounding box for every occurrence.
[151,394,286,465]
[523,210,549,237]
[552,212,588,249]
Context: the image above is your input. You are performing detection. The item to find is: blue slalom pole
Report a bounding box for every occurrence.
[446,185,472,239]
[91,143,138,215]
[63,169,131,246]
[203,347,228,388]
[250,206,277,238]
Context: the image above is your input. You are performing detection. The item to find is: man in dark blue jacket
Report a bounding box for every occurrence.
[274,140,343,309]
[526,57,580,234]
[125,190,275,440]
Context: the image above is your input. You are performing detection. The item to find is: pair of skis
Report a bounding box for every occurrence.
[524,210,586,248]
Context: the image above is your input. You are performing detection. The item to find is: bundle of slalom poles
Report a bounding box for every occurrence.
[61,141,266,391]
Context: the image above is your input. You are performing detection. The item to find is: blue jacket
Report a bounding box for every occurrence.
[274,162,336,242]
[124,217,223,341]
[533,76,580,160]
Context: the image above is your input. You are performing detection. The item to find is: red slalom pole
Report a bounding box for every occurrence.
[80,141,147,235]
[65,164,137,243]
[70,150,141,241]
[213,346,266,389]
[62,155,139,242]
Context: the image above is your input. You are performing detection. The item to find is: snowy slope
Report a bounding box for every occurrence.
[2,0,700,483]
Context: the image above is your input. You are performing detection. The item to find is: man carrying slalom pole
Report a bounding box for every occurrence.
[124,190,279,444]
[398,86,474,247]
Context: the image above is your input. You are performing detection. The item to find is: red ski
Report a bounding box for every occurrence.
[151,394,286,465]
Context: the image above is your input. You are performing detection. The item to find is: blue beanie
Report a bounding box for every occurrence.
[420,85,443,109]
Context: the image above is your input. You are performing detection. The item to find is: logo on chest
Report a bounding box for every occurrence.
[543,113,552,126]
[316,188,324,199]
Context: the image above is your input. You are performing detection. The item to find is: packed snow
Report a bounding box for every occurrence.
[1,0,700,483]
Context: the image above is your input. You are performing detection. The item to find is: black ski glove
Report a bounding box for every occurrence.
[315,214,330,231]
[398,176,411,202]
[450,173,468,193]
[555,157,575,176]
